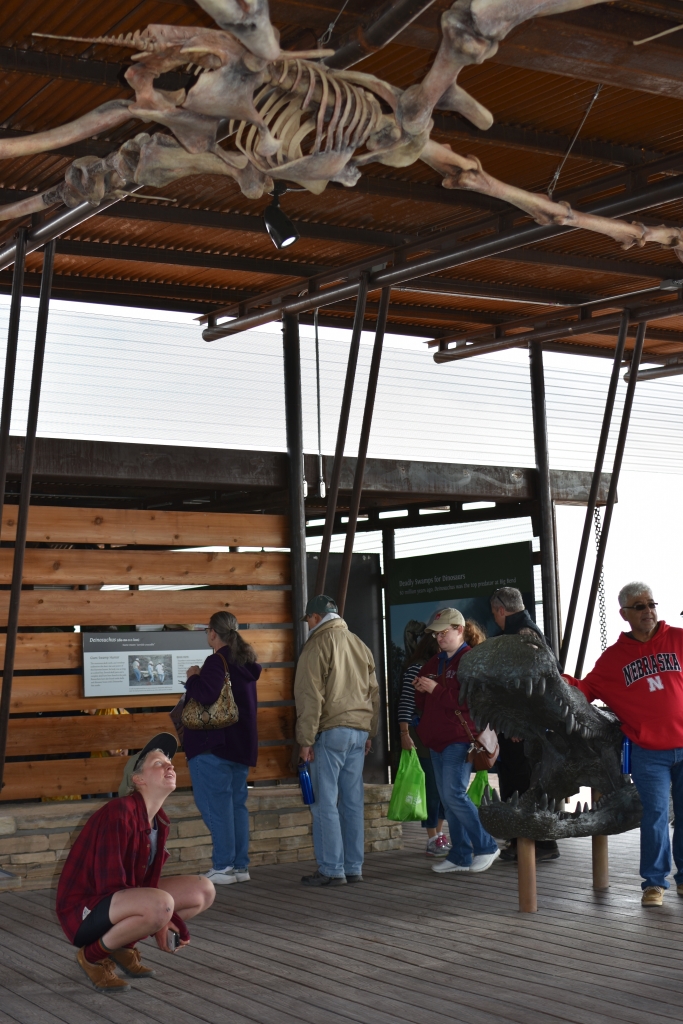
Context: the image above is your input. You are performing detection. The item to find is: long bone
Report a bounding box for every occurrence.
[396,0,607,134]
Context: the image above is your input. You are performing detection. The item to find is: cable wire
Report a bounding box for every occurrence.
[548,84,603,199]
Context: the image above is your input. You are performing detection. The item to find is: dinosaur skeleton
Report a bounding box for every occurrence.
[2,0,683,266]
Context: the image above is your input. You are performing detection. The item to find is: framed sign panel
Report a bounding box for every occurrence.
[82,630,210,698]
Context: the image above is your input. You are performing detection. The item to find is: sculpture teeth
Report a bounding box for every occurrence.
[548,798,556,813]
[583,802,590,814]
[537,678,546,695]
[510,791,519,807]
[481,790,490,806]
[525,678,534,698]
[492,788,501,803]
[540,793,548,810]
[562,705,571,719]
[573,803,582,817]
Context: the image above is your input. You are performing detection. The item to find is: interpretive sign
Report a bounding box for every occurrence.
[387,541,535,691]
[82,631,209,698]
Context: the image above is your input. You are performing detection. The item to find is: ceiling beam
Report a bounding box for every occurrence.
[0,45,187,91]
[495,248,683,280]
[0,270,244,307]
[493,7,683,99]
[55,239,326,278]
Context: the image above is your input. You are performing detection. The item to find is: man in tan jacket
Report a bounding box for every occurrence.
[294,594,379,887]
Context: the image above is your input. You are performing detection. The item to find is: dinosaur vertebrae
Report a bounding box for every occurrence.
[229,60,386,189]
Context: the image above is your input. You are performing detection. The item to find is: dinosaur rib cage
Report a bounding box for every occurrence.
[229,60,386,172]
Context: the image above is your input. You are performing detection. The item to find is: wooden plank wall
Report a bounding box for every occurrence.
[1,506,294,801]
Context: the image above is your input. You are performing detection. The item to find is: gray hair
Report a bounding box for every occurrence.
[618,582,653,608]
[491,587,524,613]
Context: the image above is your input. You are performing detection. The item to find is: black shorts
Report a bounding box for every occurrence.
[73,894,114,948]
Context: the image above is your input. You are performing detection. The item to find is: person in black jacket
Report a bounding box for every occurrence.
[490,587,560,863]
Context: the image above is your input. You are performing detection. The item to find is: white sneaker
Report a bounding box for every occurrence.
[431,858,470,873]
[234,869,251,883]
[470,849,501,873]
[205,867,237,884]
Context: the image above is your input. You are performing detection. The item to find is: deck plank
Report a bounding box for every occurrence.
[1,826,682,1024]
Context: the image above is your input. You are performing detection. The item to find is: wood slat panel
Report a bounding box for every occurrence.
[0,549,290,586]
[6,707,295,756]
[1,505,289,548]
[0,747,294,800]
[0,588,290,627]
[0,629,293,671]
[8,666,293,711]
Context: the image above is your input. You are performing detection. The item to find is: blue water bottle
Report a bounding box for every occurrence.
[298,761,315,805]
[621,734,632,775]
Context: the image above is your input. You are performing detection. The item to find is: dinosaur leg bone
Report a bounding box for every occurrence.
[397,0,607,134]
[0,100,134,160]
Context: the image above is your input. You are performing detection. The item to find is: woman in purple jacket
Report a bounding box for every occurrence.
[184,611,261,885]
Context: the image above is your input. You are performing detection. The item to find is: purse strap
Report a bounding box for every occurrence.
[217,652,230,680]
[441,658,477,745]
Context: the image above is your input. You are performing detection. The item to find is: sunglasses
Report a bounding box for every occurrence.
[623,601,657,611]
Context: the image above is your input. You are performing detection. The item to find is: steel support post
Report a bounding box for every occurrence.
[529,342,560,655]
[0,240,55,793]
[337,287,391,616]
[0,228,27,544]
[574,321,647,677]
[314,273,370,597]
[283,312,308,658]
[559,310,629,669]
[382,527,399,777]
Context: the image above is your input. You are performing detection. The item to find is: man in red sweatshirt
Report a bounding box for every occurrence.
[567,582,683,907]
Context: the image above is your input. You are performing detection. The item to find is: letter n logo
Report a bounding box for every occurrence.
[647,675,664,692]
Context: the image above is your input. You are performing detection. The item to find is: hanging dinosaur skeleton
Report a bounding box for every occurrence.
[2,0,683,262]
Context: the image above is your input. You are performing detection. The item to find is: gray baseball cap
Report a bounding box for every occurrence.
[301,594,338,621]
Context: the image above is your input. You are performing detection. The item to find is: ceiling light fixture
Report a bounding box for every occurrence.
[263,182,299,250]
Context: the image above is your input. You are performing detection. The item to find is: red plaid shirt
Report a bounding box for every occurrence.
[56,791,189,944]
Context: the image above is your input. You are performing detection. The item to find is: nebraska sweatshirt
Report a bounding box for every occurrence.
[566,621,683,750]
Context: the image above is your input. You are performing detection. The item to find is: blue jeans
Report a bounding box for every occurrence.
[419,755,446,830]
[189,752,250,871]
[430,742,498,866]
[309,727,367,878]
[630,743,683,890]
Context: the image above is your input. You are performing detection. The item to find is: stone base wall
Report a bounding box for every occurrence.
[0,784,401,891]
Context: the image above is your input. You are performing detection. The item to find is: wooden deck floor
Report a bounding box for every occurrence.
[0,825,681,1024]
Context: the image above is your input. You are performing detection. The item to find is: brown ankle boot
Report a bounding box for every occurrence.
[77,948,129,990]
[110,947,155,977]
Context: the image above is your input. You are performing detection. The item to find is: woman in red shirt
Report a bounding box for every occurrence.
[414,608,500,874]
[57,733,215,991]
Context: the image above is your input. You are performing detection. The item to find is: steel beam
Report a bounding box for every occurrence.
[203,175,683,339]
[314,273,370,598]
[337,288,391,615]
[530,342,559,655]
[559,311,630,670]
[574,322,648,678]
[496,248,683,281]
[0,240,55,794]
[282,313,308,658]
[0,229,27,544]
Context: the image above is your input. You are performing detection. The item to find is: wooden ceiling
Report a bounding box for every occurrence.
[3,0,683,363]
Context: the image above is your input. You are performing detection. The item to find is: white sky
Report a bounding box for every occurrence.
[1,293,681,674]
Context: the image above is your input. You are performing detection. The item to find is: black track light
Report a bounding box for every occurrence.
[263,182,299,249]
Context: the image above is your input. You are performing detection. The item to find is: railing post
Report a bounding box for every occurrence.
[0,227,28,546]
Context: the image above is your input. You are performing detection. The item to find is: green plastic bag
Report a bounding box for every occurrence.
[467,770,492,808]
[387,748,428,821]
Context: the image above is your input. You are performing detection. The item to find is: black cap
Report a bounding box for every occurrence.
[301,594,338,621]
[118,732,178,797]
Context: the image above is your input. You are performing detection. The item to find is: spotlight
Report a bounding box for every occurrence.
[263,182,299,249]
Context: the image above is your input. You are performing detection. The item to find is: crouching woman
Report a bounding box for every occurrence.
[56,733,215,991]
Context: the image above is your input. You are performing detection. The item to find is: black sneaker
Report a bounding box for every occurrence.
[499,844,518,864]
[536,846,560,862]
[345,874,363,883]
[301,870,347,886]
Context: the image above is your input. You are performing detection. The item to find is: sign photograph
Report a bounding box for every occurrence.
[82,630,209,698]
